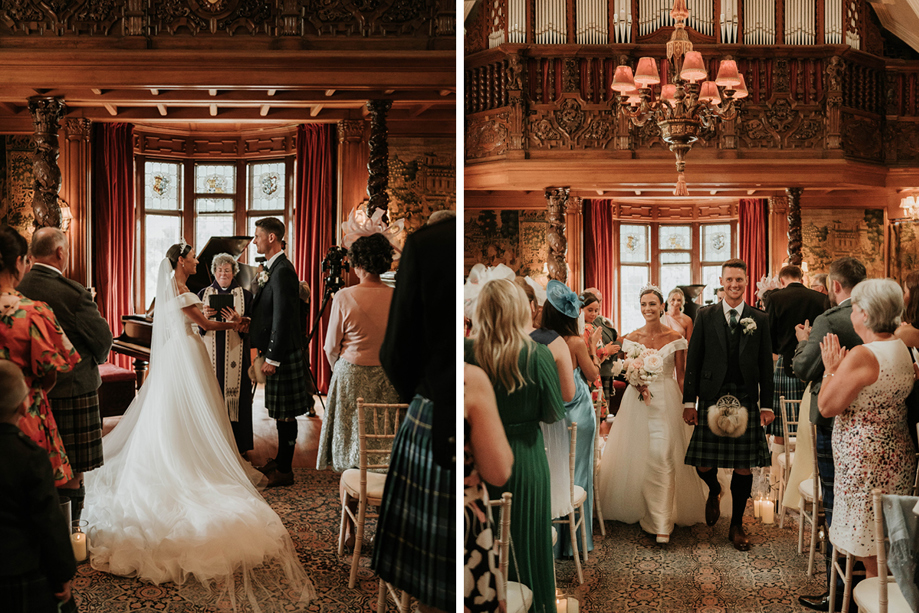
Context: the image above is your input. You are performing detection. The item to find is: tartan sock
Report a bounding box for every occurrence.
[696,467,721,496]
[275,421,298,474]
[730,472,753,526]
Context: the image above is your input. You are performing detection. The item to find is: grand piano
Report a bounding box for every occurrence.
[112,236,255,388]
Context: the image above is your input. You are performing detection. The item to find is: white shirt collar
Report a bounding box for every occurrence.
[265,250,284,270]
[838,297,852,307]
[32,262,63,276]
[722,299,746,322]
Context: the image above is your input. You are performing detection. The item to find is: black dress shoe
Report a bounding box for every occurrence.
[798,592,854,612]
[265,469,294,488]
[705,489,722,526]
[256,459,277,476]
[728,524,751,551]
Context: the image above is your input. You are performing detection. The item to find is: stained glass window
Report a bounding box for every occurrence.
[195,198,235,214]
[620,265,650,334]
[660,252,691,296]
[195,163,236,195]
[196,215,235,254]
[248,161,286,211]
[659,225,691,250]
[145,161,181,211]
[702,224,731,262]
[620,225,649,263]
[702,265,723,304]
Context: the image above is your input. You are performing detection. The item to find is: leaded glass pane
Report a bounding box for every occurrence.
[702,265,722,304]
[620,265,649,334]
[661,264,691,297]
[246,217,261,264]
[144,215,181,307]
[196,215,235,253]
[702,224,731,262]
[620,225,649,263]
[659,225,691,251]
[660,252,691,263]
[248,161,286,211]
[195,163,236,194]
[195,197,234,214]
[145,160,181,211]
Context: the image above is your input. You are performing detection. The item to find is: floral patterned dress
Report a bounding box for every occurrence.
[0,290,80,486]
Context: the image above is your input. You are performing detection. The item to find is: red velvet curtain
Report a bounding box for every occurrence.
[92,123,135,369]
[583,199,616,319]
[293,124,336,393]
[739,198,768,306]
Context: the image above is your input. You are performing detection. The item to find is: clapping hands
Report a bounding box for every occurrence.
[795,319,812,342]
[819,333,848,374]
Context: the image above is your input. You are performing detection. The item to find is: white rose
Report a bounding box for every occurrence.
[643,353,664,373]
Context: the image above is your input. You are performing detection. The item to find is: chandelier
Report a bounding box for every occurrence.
[611,0,748,196]
[902,195,919,220]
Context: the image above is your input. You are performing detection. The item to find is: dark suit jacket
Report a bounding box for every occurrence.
[765,282,829,376]
[18,265,113,398]
[249,253,303,362]
[682,302,774,411]
[791,300,862,427]
[380,218,455,468]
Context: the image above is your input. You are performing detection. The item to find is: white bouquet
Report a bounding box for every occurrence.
[623,345,664,405]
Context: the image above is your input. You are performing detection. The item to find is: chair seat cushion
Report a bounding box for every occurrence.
[854,576,911,613]
[573,485,587,506]
[798,478,820,501]
[778,452,795,468]
[506,581,534,613]
[551,526,557,546]
[342,468,387,501]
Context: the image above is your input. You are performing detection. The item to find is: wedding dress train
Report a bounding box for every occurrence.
[84,259,313,611]
[598,338,706,537]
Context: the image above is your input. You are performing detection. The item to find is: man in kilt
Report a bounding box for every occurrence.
[18,227,113,521]
[682,258,775,551]
[250,217,312,487]
[763,264,828,493]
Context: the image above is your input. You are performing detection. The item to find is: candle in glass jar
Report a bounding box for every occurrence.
[71,531,87,562]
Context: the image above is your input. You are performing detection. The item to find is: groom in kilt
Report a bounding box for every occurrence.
[682,258,774,551]
[250,217,312,487]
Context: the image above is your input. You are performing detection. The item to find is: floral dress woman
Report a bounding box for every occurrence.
[0,290,80,485]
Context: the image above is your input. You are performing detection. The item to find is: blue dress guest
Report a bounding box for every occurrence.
[198,252,254,454]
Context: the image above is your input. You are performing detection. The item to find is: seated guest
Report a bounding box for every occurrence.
[0,225,78,488]
[818,279,917,578]
[18,227,113,520]
[895,270,919,348]
[198,252,254,455]
[317,232,400,472]
[465,278,564,613]
[0,359,77,613]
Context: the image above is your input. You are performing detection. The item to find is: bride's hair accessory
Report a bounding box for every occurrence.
[639,283,663,296]
[463,263,516,319]
[524,276,547,306]
[756,275,781,301]
[707,394,749,438]
[340,205,405,257]
[546,280,581,319]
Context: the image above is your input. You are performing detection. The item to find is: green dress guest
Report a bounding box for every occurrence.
[463,276,565,613]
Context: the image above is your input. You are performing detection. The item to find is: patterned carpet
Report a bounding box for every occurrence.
[72,469,391,612]
[556,507,828,613]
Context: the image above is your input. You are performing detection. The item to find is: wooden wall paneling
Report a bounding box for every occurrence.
[61,118,93,286]
[768,194,790,275]
[337,119,369,244]
[565,195,583,291]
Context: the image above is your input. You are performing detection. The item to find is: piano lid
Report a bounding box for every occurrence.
[187,236,257,295]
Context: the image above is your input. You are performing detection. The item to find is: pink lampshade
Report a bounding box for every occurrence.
[680,51,707,83]
[698,81,721,105]
[660,84,677,107]
[715,59,741,87]
[612,65,637,93]
[634,57,660,86]
[625,89,642,106]
[732,73,749,99]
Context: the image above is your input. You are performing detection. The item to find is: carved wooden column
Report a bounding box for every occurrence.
[768,195,789,275]
[825,56,844,150]
[366,100,392,219]
[786,187,804,266]
[614,55,632,151]
[545,187,569,284]
[506,51,528,159]
[28,97,66,229]
[565,196,583,291]
[336,119,368,242]
[61,118,92,286]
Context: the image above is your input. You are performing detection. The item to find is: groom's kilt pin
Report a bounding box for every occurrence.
[51,391,103,472]
[767,355,806,437]
[685,403,771,469]
[264,350,312,419]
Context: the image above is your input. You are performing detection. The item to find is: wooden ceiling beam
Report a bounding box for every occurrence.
[103,103,117,116]
[65,106,354,122]
[259,105,269,116]
[310,105,322,117]
[156,104,167,116]
[0,102,18,114]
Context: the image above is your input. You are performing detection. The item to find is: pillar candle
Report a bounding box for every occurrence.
[753,499,761,518]
[71,532,87,562]
[761,500,775,524]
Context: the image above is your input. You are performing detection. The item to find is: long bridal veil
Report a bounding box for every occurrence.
[84,258,314,611]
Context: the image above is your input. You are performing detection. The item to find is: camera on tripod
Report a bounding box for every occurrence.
[321,246,350,295]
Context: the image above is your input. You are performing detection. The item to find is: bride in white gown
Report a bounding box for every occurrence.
[84,242,314,611]
[598,286,706,543]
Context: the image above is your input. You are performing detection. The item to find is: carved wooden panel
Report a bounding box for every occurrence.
[841,113,883,162]
[466,109,512,159]
[192,139,242,157]
[243,135,295,156]
[134,131,294,158]
[528,98,617,151]
[736,98,825,149]
[135,133,188,157]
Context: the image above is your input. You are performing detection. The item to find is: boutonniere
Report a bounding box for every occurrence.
[257,270,270,288]
[740,317,757,335]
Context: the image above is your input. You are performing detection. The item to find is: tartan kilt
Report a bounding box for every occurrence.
[372,396,455,610]
[0,570,60,613]
[264,349,312,420]
[50,391,103,473]
[684,402,771,469]
[767,355,808,437]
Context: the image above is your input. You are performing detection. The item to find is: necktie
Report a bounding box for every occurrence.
[729,308,738,330]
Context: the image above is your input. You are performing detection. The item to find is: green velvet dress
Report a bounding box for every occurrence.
[464,338,565,613]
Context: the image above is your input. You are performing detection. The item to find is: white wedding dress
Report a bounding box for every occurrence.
[598,338,706,536]
[84,259,314,611]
